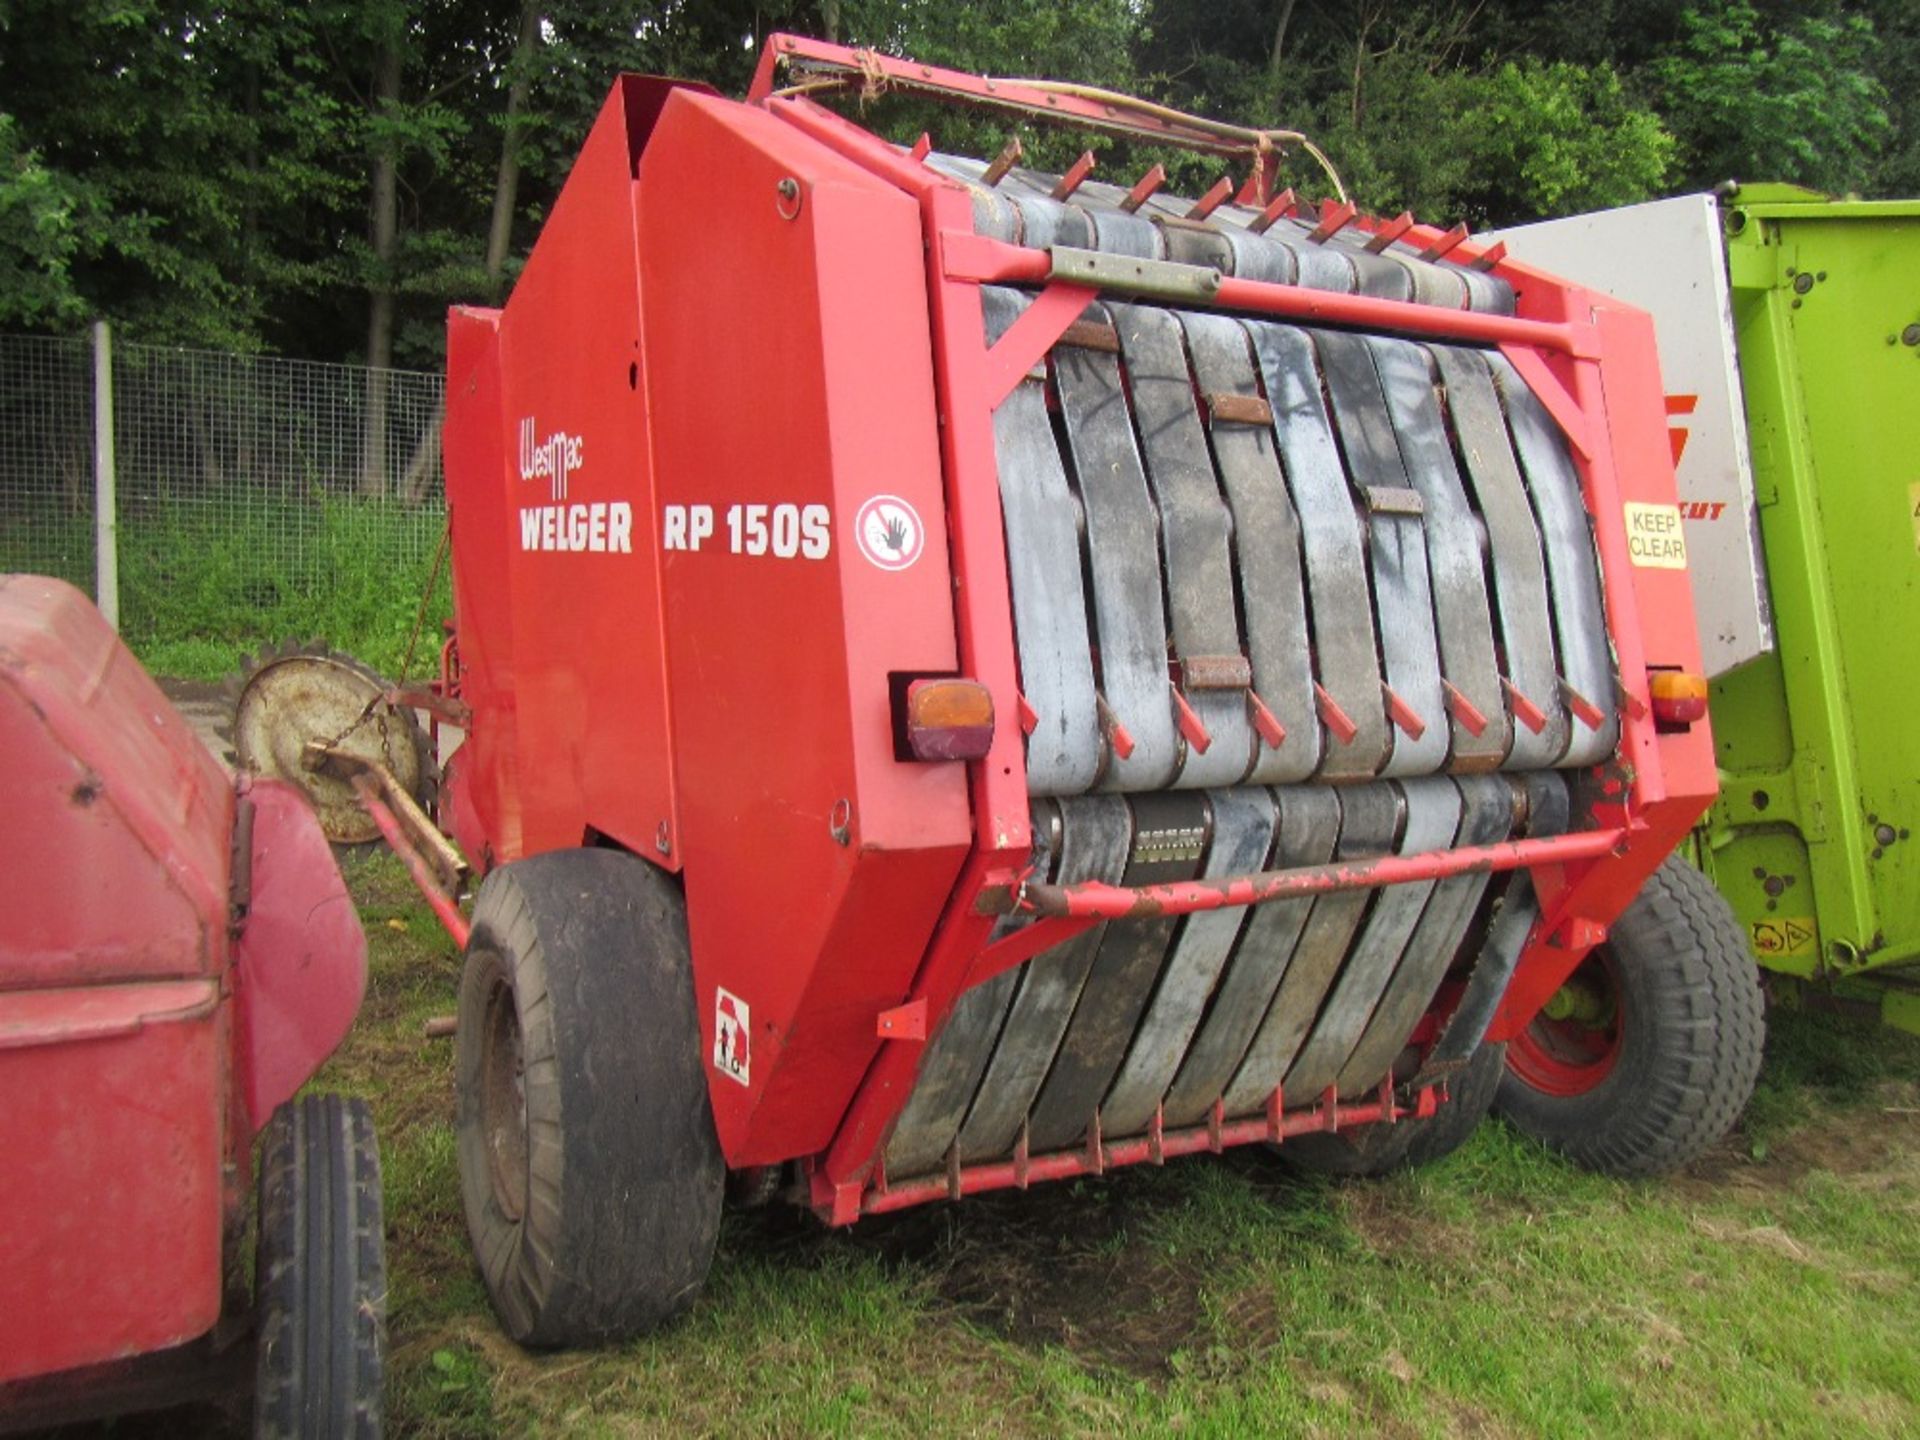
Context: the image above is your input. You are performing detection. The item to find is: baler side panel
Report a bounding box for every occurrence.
[490,81,679,863]
[444,304,525,866]
[1711,209,1920,973]
[638,91,971,1163]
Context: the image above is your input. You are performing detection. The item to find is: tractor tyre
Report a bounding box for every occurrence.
[456,848,723,1348]
[1496,854,1765,1176]
[1283,1043,1505,1177]
[253,1094,387,1440]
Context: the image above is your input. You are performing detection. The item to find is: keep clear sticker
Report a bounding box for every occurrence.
[1625,501,1688,569]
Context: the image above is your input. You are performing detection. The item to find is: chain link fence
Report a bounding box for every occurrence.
[0,329,447,677]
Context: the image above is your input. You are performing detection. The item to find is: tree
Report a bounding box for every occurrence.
[1651,2,1890,193]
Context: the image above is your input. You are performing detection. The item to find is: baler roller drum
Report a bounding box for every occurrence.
[989,288,1615,792]
[940,149,1618,796]
[884,773,1565,1183]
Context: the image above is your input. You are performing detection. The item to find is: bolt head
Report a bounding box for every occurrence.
[1902,324,1920,346]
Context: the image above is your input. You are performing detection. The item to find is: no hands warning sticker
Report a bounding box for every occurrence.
[714,987,751,1086]
[1625,501,1688,569]
[853,494,925,572]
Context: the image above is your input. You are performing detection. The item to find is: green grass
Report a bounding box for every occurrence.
[1,494,450,681]
[316,853,1920,1439]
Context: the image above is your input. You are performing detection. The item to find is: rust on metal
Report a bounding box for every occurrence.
[1177,654,1254,691]
[1207,392,1274,426]
[1050,149,1097,200]
[1364,485,1425,517]
[982,134,1023,186]
[1119,163,1166,213]
[1058,317,1122,353]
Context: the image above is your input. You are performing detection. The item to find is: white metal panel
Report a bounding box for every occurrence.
[1494,194,1772,675]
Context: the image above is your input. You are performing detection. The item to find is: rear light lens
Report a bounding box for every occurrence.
[905,678,995,761]
[1648,670,1708,726]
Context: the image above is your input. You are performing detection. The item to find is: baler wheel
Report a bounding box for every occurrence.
[455,849,724,1347]
[1496,855,1765,1175]
[225,641,434,846]
[252,1093,387,1440]
[1284,1043,1505,1177]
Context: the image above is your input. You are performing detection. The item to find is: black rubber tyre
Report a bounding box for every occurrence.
[1284,1043,1506,1177]
[1496,854,1765,1176]
[253,1093,386,1440]
[456,848,724,1348]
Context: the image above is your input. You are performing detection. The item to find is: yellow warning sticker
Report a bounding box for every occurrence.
[1909,481,1920,555]
[1625,502,1688,568]
[1750,916,1817,959]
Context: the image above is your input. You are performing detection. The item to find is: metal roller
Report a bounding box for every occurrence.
[1431,346,1573,768]
[1222,784,1403,1113]
[881,803,1062,1180]
[1248,322,1391,777]
[1098,788,1278,1137]
[1312,329,1449,777]
[1114,303,1255,788]
[983,288,1102,795]
[1179,311,1321,784]
[1334,774,1517,1094]
[1281,777,1463,1100]
[1159,786,1341,1128]
[1367,337,1511,769]
[954,795,1132,1163]
[1488,356,1620,766]
[1024,792,1209,1151]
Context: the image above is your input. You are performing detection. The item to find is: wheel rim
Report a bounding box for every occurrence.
[1509,948,1624,1097]
[479,973,530,1221]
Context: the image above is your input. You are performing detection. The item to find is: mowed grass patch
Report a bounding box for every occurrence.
[320,854,1920,1438]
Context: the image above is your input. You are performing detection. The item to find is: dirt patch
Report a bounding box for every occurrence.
[847,1174,1214,1377]
[1676,1081,1920,1199]
[1336,1182,1480,1267]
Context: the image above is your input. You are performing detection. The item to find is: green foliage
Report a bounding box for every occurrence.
[1,1,1916,364]
[1653,1,1892,194]
[114,495,449,680]
[1470,60,1676,219]
[0,114,86,327]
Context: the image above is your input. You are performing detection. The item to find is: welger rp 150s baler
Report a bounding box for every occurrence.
[432,37,1763,1346]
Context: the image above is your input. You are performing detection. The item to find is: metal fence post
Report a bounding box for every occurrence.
[91,319,119,629]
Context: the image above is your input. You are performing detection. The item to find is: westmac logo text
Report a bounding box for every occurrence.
[515,415,632,553]
[518,416,585,500]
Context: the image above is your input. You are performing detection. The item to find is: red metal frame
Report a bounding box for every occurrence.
[437,37,1717,1227]
[746,42,1714,1221]
[0,577,365,1396]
